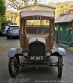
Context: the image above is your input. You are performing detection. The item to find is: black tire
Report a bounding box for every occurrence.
[58,55,63,78]
[0,32,2,36]
[8,56,19,77]
[7,36,10,39]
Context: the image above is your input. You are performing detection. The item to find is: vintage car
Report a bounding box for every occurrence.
[8,4,66,78]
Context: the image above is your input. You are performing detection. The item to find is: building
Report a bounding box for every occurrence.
[55,9,73,46]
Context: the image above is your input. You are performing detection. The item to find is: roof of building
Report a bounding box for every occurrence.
[55,9,73,23]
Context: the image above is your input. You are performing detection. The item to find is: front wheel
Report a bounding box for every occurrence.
[58,55,63,78]
[8,56,19,77]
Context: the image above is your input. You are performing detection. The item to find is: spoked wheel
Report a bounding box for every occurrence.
[8,56,19,77]
[58,55,63,78]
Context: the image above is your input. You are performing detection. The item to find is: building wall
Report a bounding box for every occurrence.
[55,22,73,45]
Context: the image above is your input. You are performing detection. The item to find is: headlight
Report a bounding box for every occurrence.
[23,49,29,56]
[45,49,52,56]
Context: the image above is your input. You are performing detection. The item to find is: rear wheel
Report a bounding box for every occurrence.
[8,56,19,77]
[58,55,63,78]
[7,36,10,39]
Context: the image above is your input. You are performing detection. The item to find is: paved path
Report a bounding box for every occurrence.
[0,37,73,83]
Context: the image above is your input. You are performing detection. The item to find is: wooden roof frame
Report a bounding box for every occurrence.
[20,4,56,19]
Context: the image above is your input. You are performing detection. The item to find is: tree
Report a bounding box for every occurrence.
[7,0,29,10]
[0,0,6,15]
[7,0,40,10]
[0,0,6,28]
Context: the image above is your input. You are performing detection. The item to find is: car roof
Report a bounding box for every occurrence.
[9,25,19,27]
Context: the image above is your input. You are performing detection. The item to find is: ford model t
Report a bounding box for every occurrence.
[8,4,66,78]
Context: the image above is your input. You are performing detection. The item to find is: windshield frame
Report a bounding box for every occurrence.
[25,19,50,35]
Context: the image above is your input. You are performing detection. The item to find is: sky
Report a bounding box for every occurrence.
[41,0,73,3]
[38,0,73,4]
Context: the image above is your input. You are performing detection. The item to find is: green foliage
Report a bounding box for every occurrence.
[0,15,6,29]
[50,1,73,18]
[7,0,29,10]
[7,0,40,10]
[0,0,6,28]
[0,0,6,15]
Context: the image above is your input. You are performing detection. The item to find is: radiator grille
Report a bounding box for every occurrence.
[29,41,45,56]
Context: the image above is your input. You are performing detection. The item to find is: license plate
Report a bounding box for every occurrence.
[36,57,40,60]
[36,56,43,60]
[12,30,15,32]
[31,56,35,60]
[30,56,43,60]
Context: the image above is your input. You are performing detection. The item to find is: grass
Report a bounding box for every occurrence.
[59,43,73,51]
[68,47,73,51]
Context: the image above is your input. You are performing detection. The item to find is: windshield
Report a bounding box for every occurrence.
[9,26,19,30]
[25,20,50,35]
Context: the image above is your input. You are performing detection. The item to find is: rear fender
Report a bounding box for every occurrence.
[8,48,22,57]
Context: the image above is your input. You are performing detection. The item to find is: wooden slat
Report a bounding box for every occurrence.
[21,10,55,18]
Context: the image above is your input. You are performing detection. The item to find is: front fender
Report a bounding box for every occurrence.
[52,48,66,56]
[57,48,66,55]
[8,48,22,57]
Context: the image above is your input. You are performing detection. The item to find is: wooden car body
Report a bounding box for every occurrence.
[19,4,55,50]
